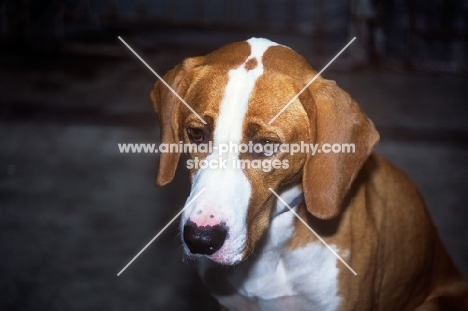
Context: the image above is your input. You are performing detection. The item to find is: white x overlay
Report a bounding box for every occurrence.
[268,37,356,124]
[269,188,357,275]
[117,36,357,276]
[117,188,206,276]
[118,36,207,124]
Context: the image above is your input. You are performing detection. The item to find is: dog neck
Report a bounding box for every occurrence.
[271,183,304,218]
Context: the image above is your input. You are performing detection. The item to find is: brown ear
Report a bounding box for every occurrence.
[302,79,379,219]
[150,58,202,186]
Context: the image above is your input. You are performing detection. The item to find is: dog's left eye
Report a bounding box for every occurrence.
[252,140,279,158]
[187,128,205,143]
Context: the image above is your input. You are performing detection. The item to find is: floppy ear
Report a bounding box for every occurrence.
[150,58,202,186]
[302,79,379,219]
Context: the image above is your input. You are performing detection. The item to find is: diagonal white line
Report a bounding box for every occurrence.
[268,188,357,275]
[268,37,356,124]
[117,188,206,276]
[118,36,207,125]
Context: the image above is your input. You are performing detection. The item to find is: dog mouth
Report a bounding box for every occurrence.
[208,249,245,265]
[183,242,247,265]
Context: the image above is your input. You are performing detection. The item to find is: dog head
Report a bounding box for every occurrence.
[150,38,379,265]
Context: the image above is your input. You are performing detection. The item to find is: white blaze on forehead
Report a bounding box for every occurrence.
[247,37,280,62]
[182,38,279,263]
[214,37,278,145]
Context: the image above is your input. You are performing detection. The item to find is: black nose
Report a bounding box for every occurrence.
[183,220,228,255]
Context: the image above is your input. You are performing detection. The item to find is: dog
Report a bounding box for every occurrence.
[150,38,468,310]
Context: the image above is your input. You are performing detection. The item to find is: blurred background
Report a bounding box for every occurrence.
[1,0,467,310]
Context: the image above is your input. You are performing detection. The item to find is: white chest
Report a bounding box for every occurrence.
[198,199,342,311]
[209,244,341,311]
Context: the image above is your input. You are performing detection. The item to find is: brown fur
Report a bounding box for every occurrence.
[150,39,468,310]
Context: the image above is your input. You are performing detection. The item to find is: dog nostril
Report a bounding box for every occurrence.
[183,220,228,255]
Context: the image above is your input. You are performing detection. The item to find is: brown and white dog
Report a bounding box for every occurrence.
[150,38,468,310]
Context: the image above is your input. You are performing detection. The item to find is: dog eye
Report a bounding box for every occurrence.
[252,140,279,158]
[187,128,205,143]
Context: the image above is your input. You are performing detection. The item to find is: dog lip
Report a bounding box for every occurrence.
[182,236,246,265]
[209,253,244,265]
[184,251,243,266]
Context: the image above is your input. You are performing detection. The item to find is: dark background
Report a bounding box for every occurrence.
[1,0,467,310]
